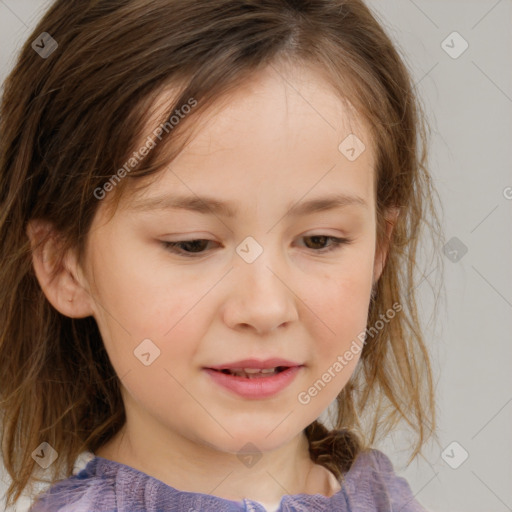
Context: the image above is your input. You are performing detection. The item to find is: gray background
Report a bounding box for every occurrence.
[1,1,511,511]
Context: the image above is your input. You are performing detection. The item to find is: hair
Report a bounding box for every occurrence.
[0,0,444,507]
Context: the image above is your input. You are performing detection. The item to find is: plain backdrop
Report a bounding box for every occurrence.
[1,1,511,511]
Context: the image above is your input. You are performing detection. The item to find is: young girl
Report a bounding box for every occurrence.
[0,0,443,510]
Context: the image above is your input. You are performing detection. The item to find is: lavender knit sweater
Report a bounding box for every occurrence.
[28,448,427,511]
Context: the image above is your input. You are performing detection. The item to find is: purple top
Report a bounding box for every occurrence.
[28,448,427,511]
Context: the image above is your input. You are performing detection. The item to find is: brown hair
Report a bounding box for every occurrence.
[0,0,443,506]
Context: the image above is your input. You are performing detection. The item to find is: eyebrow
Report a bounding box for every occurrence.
[129,192,368,217]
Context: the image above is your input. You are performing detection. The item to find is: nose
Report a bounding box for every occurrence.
[221,246,299,335]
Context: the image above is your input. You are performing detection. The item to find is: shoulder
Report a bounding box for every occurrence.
[28,457,117,512]
[28,454,193,512]
[342,448,428,512]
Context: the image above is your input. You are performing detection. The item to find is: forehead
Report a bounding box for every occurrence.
[115,61,376,218]
[177,62,371,158]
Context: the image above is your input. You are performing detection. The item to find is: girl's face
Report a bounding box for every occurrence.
[80,63,386,456]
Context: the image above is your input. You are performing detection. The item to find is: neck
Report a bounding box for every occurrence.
[95,417,340,504]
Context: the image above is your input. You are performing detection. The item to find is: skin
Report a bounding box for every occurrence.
[28,61,397,506]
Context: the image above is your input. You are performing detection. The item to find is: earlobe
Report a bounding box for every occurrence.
[26,219,94,319]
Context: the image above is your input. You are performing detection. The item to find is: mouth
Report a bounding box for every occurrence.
[203,363,303,399]
[209,366,291,379]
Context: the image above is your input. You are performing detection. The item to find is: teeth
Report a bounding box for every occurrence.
[244,368,276,374]
[225,367,280,378]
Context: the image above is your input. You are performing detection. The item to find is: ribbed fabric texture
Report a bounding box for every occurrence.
[28,448,427,511]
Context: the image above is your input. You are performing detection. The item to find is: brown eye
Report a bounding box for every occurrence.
[300,235,351,253]
[162,239,216,256]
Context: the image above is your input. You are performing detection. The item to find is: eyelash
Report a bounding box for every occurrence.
[161,235,352,258]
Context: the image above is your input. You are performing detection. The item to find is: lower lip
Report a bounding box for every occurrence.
[203,366,302,399]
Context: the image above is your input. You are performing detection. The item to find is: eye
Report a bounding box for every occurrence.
[161,235,352,258]
[299,235,352,253]
[161,239,217,257]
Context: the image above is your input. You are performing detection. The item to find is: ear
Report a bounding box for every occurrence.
[373,207,400,283]
[26,219,94,318]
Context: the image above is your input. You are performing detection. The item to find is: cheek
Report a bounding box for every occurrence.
[88,236,188,330]
[311,250,374,321]
[87,244,213,379]
[301,249,374,362]
[294,261,373,412]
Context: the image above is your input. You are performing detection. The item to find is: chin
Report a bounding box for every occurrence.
[203,421,308,456]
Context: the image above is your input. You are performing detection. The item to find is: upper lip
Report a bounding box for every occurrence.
[205,358,303,370]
